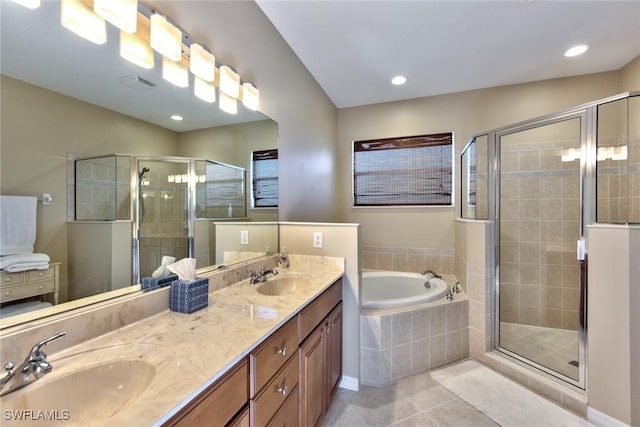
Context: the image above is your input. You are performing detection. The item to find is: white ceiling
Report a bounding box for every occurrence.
[256,0,640,109]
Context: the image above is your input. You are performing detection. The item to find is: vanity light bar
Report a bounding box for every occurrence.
[150,14,182,61]
[10,0,41,9]
[162,57,189,88]
[190,44,216,83]
[194,77,216,103]
[34,0,260,113]
[94,0,137,34]
[61,0,107,45]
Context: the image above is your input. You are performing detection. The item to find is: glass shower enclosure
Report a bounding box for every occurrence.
[461,91,639,389]
[70,154,247,297]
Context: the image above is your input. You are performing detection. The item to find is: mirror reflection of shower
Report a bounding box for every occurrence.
[138,167,150,220]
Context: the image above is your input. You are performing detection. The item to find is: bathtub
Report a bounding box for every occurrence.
[361,271,448,309]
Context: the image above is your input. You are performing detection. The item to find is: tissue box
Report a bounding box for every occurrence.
[141,274,178,291]
[169,277,209,314]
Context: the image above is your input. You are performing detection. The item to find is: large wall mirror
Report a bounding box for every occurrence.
[0,1,278,328]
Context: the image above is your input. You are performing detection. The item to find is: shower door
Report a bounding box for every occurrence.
[496,113,588,388]
[134,159,193,281]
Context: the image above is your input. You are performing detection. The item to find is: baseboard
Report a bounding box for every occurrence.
[587,407,630,427]
[338,375,359,391]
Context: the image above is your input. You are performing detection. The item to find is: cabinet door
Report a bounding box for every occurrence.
[326,303,343,403]
[298,326,325,427]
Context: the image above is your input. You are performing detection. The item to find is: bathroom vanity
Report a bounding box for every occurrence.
[0,257,344,427]
[164,278,343,426]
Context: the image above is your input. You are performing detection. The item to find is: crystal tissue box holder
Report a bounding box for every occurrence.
[170,277,209,314]
[141,274,178,292]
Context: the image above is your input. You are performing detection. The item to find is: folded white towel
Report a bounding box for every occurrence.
[0,253,50,272]
[0,195,37,256]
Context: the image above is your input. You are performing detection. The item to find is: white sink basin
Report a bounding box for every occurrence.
[0,360,155,426]
[256,277,301,296]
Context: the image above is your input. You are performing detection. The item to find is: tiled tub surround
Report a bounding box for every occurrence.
[362,246,455,276]
[0,256,344,425]
[360,276,469,387]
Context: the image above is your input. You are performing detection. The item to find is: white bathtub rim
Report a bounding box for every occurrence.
[361,270,449,309]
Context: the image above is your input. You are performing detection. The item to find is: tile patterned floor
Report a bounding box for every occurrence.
[500,322,579,379]
[323,360,587,427]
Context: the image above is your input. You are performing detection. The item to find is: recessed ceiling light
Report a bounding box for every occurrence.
[171,115,183,121]
[391,75,407,86]
[564,45,589,57]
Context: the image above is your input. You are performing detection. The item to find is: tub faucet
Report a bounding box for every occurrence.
[446,289,454,301]
[250,265,278,284]
[452,281,461,293]
[421,269,442,279]
[0,332,66,396]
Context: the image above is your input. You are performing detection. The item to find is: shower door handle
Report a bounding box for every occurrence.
[577,238,587,330]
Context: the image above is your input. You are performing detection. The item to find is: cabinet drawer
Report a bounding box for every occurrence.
[26,268,55,281]
[250,316,298,397]
[170,359,248,427]
[298,279,342,342]
[251,353,299,427]
[0,272,24,287]
[267,385,299,427]
[0,279,55,303]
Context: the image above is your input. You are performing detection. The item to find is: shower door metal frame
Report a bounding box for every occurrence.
[132,156,196,284]
[488,97,608,390]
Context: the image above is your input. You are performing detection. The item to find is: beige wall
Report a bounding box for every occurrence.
[620,55,640,91]
[280,223,360,388]
[587,225,640,426]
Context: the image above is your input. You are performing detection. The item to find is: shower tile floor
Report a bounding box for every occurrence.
[323,360,591,427]
[499,322,579,379]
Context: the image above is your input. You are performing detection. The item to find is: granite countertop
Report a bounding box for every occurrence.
[2,257,344,426]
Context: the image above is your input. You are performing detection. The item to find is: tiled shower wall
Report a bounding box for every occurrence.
[75,156,130,220]
[362,246,455,275]
[499,137,581,331]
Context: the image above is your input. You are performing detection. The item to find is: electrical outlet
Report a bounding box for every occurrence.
[313,231,323,248]
[240,230,249,245]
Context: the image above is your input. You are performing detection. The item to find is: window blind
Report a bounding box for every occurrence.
[353,133,453,206]
[252,149,279,208]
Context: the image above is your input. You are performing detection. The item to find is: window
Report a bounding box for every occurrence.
[353,133,453,206]
[252,149,278,208]
[195,160,246,218]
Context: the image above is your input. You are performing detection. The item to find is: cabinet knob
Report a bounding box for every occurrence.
[277,347,287,357]
[277,385,288,396]
[4,278,11,282]
[4,291,10,296]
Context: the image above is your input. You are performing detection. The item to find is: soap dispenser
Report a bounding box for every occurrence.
[279,247,289,268]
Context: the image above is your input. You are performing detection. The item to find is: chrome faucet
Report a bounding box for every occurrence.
[452,281,462,293]
[249,265,278,284]
[0,332,66,396]
[421,269,442,279]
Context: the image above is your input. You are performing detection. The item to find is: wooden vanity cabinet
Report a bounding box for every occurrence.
[298,280,343,427]
[164,359,248,427]
[249,316,299,426]
[162,277,343,427]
